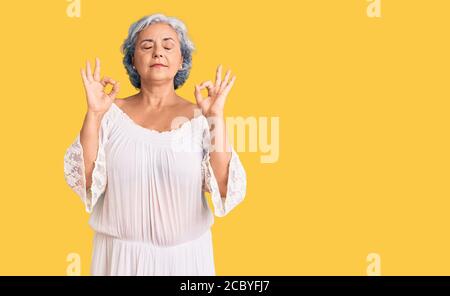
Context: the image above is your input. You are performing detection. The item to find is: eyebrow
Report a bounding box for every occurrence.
[140,37,175,44]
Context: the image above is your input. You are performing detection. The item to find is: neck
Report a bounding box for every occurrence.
[138,81,178,109]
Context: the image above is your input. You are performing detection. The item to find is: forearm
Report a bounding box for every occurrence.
[79,110,104,189]
[208,113,232,197]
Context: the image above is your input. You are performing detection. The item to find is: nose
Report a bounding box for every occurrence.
[153,44,163,58]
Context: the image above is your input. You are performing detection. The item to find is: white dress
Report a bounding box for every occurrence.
[63,102,247,276]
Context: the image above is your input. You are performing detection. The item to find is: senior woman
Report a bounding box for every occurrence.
[63,13,247,276]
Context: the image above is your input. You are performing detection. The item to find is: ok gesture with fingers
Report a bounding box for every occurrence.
[81,57,120,115]
[194,64,236,117]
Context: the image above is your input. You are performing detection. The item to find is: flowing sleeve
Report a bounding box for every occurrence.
[63,108,111,213]
[201,117,247,217]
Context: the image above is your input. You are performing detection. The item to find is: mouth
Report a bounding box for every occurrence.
[150,64,168,68]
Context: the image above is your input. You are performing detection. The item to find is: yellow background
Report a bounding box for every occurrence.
[0,0,449,275]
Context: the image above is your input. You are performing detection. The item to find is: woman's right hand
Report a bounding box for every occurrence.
[81,57,120,115]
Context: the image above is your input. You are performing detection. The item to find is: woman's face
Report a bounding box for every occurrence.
[133,22,183,87]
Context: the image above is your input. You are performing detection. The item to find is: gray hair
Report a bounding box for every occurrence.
[120,13,195,90]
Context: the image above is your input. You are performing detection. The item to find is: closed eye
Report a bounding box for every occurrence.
[143,47,172,50]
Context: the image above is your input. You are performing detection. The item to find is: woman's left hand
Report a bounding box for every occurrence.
[194,64,236,117]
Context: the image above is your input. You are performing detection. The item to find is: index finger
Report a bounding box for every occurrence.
[199,80,215,96]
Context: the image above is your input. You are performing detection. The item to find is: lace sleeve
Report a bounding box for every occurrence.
[63,109,110,213]
[201,118,247,217]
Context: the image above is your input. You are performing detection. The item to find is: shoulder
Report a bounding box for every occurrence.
[174,97,209,134]
[177,96,198,111]
[102,96,133,124]
[173,96,204,121]
[114,94,136,109]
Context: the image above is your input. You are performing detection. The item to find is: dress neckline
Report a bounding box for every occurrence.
[111,102,204,135]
